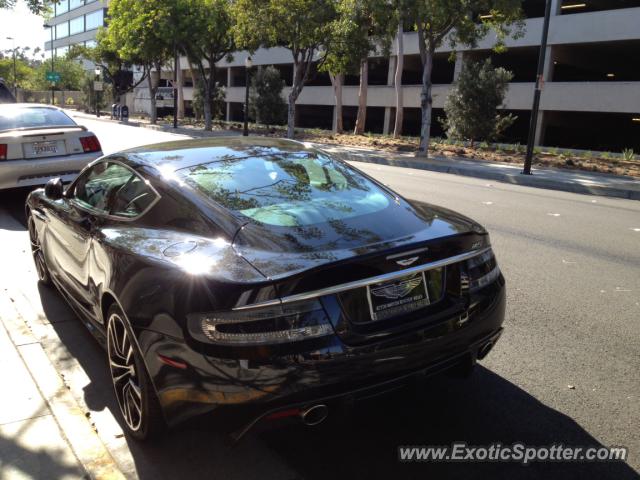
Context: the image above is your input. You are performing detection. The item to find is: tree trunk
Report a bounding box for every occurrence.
[393,20,404,138]
[354,59,368,135]
[177,62,185,120]
[287,90,297,139]
[188,63,199,121]
[147,72,157,125]
[418,46,434,157]
[203,88,212,131]
[330,73,344,134]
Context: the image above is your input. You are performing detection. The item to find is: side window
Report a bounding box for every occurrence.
[73,162,133,213]
[111,174,158,218]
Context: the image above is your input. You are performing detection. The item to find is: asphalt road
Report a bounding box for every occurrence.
[0,115,638,479]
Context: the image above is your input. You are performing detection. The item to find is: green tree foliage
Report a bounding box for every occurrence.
[68,30,147,102]
[192,78,226,122]
[104,0,175,123]
[233,0,337,138]
[323,0,395,135]
[0,0,47,14]
[32,54,85,90]
[249,66,286,127]
[441,58,515,145]
[174,0,235,131]
[409,0,524,157]
[0,57,33,90]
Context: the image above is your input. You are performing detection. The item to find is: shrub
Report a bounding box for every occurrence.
[441,59,516,146]
[601,151,612,159]
[622,148,635,161]
[65,97,74,105]
[249,66,287,127]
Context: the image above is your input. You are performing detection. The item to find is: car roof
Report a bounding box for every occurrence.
[117,137,322,173]
[0,103,63,110]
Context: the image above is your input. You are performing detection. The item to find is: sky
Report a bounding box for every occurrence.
[0,1,49,57]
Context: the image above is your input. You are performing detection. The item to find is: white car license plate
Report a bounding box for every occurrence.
[32,141,58,155]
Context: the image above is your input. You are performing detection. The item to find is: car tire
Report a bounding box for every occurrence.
[28,214,51,285]
[106,303,165,440]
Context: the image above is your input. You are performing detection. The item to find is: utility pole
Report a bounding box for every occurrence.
[5,37,17,99]
[243,57,252,136]
[43,24,55,105]
[523,0,552,175]
[173,42,178,129]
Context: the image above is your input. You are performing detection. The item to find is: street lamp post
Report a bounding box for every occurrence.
[243,56,252,137]
[523,0,553,175]
[94,67,101,118]
[5,37,17,99]
[43,24,55,105]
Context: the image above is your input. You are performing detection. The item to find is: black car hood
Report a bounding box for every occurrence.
[234,199,486,281]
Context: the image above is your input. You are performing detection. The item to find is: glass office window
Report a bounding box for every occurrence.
[69,0,84,9]
[55,0,69,15]
[69,16,84,35]
[55,22,69,39]
[56,46,69,57]
[85,9,104,30]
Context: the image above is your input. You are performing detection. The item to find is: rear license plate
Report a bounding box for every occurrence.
[32,141,58,155]
[367,272,430,321]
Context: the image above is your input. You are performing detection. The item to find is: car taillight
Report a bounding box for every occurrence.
[467,248,500,292]
[187,299,334,346]
[0,144,7,160]
[79,135,101,153]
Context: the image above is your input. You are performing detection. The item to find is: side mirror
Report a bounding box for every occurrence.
[44,178,64,200]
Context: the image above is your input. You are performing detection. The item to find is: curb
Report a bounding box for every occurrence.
[0,290,125,480]
[317,146,640,201]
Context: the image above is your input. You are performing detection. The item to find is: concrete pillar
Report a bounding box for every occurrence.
[227,67,232,88]
[226,102,231,122]
[383,108,392,135]
[383,56,397,135]
[534,112,546,146]
[332,106,337,132]
[453,52,467,81]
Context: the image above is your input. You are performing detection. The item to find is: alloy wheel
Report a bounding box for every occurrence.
[107,313,143,432]
[28,216,48,282]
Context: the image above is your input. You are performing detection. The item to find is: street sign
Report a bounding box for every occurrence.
[93,81,104,92]
[46,71,61,83]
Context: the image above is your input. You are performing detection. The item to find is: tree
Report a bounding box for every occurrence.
[174,0,236,131]
[249,66,287,127]
[233,0,337,139]
[322,0,394,136]
[105,0,175,124]
[32,54,85,90]
[69,31,148,104]
[0,0,47,14]
[409,0,523,157]
[441,58,515,145]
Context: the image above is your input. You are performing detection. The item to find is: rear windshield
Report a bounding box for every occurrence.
[0,106,76,131]
[177,151,391,227]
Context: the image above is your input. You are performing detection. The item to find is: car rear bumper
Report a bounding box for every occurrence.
[0,152,101,190]
[137,277,506,432]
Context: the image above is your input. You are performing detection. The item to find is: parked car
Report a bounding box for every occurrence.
[0,104,102,190]
[0,78,16,103]
[26,137,505,440]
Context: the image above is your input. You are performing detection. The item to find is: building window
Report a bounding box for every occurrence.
[85,9,104,31]
[55,22,69,39]
[70,16,84,35]
[56,46,69,57]
[55,0,69,15]
[69,0,84,9]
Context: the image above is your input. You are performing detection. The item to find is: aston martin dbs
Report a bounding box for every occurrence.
[26,137,505,440]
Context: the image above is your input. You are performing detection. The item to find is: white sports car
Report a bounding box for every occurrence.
[0,104,102,190]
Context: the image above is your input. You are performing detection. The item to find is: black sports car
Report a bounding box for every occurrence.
[26,137,505,440]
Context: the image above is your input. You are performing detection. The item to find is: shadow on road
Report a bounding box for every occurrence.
[0,188,31,230]
[36,275,639,480]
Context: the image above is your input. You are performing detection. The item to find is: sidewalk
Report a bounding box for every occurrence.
[68,109,640,200]
[0,215,124,480]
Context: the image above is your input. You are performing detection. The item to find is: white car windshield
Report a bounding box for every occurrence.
[0,106,77,131]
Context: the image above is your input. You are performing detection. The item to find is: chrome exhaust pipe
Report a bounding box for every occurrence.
[300,404,329,426]
[477,341,494,360]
